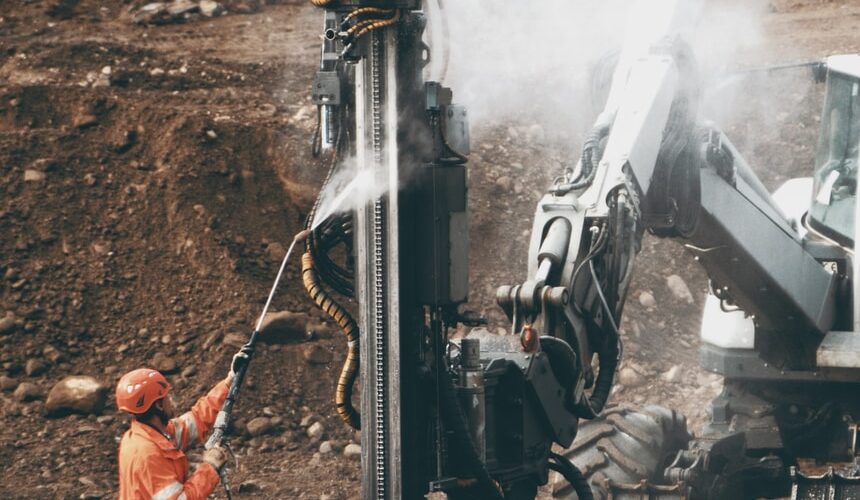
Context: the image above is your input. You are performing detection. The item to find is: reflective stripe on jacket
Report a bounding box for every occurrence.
[118,379,230,500]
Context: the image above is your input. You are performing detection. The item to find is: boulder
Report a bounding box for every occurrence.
[130,1,199,24]
[495,176,513,191]
[0,312,18,335]
[258,311,311,344]
[300,413,320,427]
[0,375,18,392]
[617,366,645,388]
[167,0,198,16]
[23,169,45,182]
[666,274,695,304]
[638,291,657,309]
[131,3,167,24]
[25,358,49,377]
[45,376,108,416]
[661,365,684,384]
[246,416,275,437]
[343,443,361,459]
[14,382,41,402]
[43,346,65,364]
[152,353,179,374]
[307,421,325,440]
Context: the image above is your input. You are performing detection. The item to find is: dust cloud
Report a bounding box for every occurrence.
[425,0,771,137]
[313,0,777,225]
[426,0,628,136]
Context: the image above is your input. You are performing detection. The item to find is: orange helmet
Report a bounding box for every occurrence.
[115,368,171,414]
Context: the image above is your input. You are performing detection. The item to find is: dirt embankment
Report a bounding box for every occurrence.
[1,0,858,498]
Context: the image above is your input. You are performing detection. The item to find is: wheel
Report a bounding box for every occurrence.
[552,405,691,499]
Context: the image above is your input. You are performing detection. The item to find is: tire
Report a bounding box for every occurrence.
[552,405,691,499]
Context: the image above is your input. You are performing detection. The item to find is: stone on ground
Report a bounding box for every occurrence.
[638,291,657,309]
[46,376,108,416]
[14,382,41,402]
[152,353,179,374]
[246,416,275,436]
[661,365,684,384]
[0,376,17,392]
[617,366,645,388]
[343,443,361,459]
[199,0,223,17]
[258,310,311,344]
[0,312,18,334]
[25,359,49,377]
[666,274,695,304]
[307,421,325,440]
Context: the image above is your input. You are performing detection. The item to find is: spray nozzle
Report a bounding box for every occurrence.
[294,229,313,243]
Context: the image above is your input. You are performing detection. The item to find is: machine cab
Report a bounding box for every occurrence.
[809,55,860,245]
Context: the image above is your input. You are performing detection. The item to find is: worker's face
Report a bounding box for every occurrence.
[154,395,175,421]
[162,395,175,419]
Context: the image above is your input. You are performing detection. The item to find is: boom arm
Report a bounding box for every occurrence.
[501,25,839,422]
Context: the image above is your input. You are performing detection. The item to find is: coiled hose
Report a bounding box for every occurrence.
[302,252,361,430]
[309,0,333,6]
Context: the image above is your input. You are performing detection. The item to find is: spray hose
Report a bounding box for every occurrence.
[301,251,361,430]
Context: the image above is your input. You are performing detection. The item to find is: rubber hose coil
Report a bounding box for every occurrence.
[302,251,361,429]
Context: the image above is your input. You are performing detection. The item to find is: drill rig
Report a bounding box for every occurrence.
[300,0,860,498]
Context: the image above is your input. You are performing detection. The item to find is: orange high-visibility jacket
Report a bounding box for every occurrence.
[118,379,230,500]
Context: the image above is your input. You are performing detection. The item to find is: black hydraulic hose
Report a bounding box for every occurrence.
[549,452,594,500]
[608,195,626,318]
[587,240,620,414]
[587,312,619,415]
[438,360,504,499]
[584,197,624,416]
[310,214,354,297]
[305,111,355,298]
[311,105,322,158]
[551,123,610,195]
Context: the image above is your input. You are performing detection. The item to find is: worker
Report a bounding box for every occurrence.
[116,349,249,500]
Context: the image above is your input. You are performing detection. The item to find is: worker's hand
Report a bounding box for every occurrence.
[229,346,252,380]
[202,445,228,471]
